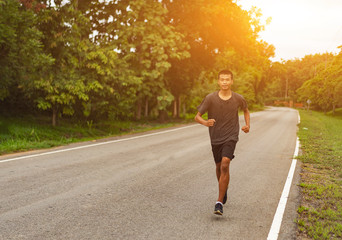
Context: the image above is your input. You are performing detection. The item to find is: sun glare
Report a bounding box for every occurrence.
[239,0,342,61]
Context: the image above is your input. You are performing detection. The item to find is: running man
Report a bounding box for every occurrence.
[195,69,250,215]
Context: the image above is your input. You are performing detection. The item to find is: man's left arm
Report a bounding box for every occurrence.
[241,108,250,133]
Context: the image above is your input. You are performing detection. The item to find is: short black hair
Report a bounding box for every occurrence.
[218,69,233,79]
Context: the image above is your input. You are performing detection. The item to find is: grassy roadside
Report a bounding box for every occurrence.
[296,109,342,239]
[0,106,263,156]
[0,115,192,156]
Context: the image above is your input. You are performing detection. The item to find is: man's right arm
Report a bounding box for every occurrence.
[195,112,216,127]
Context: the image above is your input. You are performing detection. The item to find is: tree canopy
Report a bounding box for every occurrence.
[1,0,341,125]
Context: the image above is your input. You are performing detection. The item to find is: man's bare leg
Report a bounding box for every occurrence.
[216,162,221,181]
[217,157,230,203]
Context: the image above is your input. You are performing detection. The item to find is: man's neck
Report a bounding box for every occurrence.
[218,89,232,100]
[219,89,232,95]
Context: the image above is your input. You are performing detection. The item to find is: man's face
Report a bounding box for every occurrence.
[218,74,233,90]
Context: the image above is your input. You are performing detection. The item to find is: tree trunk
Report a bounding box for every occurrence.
[144,98,149,118]
[285,77,288,99]
[183,102,186,117]
[52,106,58,127]
[136,100,142,120]
[159,110,166,123]
[177,96,181,118]
[173,99,177,118]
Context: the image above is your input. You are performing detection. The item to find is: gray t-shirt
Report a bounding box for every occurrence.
[197,91,247,145]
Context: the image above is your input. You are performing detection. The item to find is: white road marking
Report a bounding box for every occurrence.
[267,111,301,240]
[0,124,199,164]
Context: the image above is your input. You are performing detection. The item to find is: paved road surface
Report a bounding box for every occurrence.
[0,107,301,240]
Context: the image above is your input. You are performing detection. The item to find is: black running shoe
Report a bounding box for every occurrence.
[223,192,227,204]
[214,203,223,215]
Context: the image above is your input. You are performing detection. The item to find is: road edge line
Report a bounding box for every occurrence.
[0,124,198,164]
[267,111,301,240]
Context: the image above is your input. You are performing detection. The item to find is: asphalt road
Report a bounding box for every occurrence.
[0,107,301,240]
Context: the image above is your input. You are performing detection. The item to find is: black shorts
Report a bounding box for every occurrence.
[211,140,237,163]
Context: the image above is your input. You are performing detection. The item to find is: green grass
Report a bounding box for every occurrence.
[0,115,191,156]
[0,105,262,156]
[296,108,342,239]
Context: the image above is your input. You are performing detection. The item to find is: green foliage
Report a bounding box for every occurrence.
[113,0,190,118]
[31,1,98,123]
[0,0,53,100]
[266,52,340,109]
[157,89,174,111]
[297,51,342,112]
[1,0,278,123]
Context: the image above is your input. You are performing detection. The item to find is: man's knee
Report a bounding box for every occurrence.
[220,157,230,172]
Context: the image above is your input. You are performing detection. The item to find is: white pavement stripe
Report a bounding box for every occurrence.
[267,110,301,240]
[0,124,199,164]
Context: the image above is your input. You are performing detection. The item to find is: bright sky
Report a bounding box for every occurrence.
[238,0,342,62]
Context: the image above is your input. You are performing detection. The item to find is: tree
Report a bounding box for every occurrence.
[0,0,52,103]
[264,61,287,102]
[30,0,95,125]
[322,49,342,113]
[297,50,342,113]
[31,0,137,125]
[163,0,274,114]
[283,53,334,102]
[109,0,190,120]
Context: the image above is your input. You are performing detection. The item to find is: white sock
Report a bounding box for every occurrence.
[216,201,223,206]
